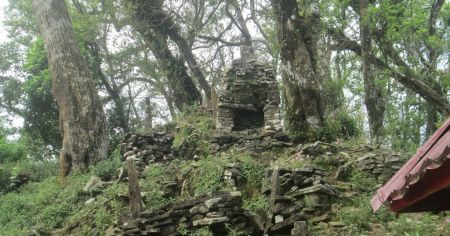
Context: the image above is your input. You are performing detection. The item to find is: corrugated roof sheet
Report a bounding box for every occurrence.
[371,118,450,212]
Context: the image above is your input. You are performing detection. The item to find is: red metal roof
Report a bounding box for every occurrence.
[371,118,450,213]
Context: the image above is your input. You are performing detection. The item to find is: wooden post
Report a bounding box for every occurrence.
[265,167,280,234]
[127,158,143,218]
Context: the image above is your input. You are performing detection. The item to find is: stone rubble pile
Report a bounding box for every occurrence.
[119,132,174,167]
[355,152,404,183]
[264,167,339,234]
[291,142,338,158]
[209,129,292,154]
[110,191,261,236]
[222,163,244,191]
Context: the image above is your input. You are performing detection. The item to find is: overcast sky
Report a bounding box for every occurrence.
[0,1,8,43]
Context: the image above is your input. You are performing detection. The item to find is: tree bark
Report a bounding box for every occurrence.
[271,0,325,132]
[129,0,211,100]
[227,0,255,60]
[87,42,129,133]
[129,1,202,110]
[144,97,153,129]
[147,31,201,111]
[360,0,385,146]
[33,0,109,177]
[425,0,445,136]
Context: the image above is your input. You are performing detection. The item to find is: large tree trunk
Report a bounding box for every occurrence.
[271,0,325,132]
[360,0,385,145]
[147,31,202,111]
[129,0,211,100]
[129,1,202,110]
[33,0,109,177]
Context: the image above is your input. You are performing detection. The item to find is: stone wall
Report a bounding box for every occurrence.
[355,152,404,183]
[216,59,282,132]
[108,191,261,236]
[264,167,339,234]
[209,129,292,154]
[118,132,174,168]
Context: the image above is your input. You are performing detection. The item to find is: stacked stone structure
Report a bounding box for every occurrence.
[118,133,174,167]
[264,167,339,234]
[109,191,261,236]
[216,59,282,133]
[355,152,404,183]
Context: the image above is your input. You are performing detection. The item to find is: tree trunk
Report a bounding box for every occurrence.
[271,0,325,132]
[129,0,211,100]
[329,28,450,115]
[425,0,445,136]
[148,32,202,111]
[129,1,202,110]
[33,0,109,177]
[360,0,385,146]
[144,97,153,130]
[88,42,129,133]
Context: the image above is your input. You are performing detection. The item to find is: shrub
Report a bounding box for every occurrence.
[0,137,27,164]
[239,154,266,199]
[350,170,377,192]
[13,159,58,182]
[141,164,173,209]
[172,109,214,158]
[336,194,372,232]
[90,149,122,181]
[388,214,446,236]
[244,194,269,214]
[188,157,226,196]
[191,227,214,236]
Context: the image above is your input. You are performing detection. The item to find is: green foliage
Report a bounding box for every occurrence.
[187,157,226,196]
[225,223,244,236]
[191,227,214,236]
[22,38,60,150]
[350,170,377,192]
[12,159,58,182]
[240,155,265,187]
[289,111,360,143]
[141,164,173,208]
[0,166,12,192]
[0,172,128,235]
[388,214,448,236]
[90,149,122,181]
[0,175,86,234]
[335,194,373,232]
[172,107,214,158]
[318,112,360,142]
[239,154,266,198]
[0,137,27,164]
[177,223,190,236]
[243,194,269,214]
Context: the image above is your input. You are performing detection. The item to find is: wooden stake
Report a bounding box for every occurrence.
[127,158,143,218]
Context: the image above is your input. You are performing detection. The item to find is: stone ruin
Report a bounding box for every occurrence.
[118,132,174,169]
[354,152,404,183]
[263,167,339,235]
[109,191,263,236]
[210,59,288,154]
[215,59,282,133]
